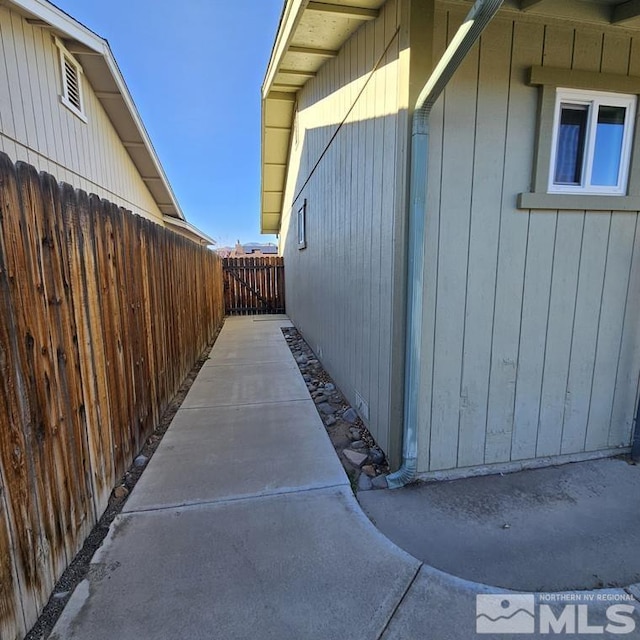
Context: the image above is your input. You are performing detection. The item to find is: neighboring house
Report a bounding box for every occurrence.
[245,244,278,256]
[262,0,640,482]
[0,0,213,246]
[218,242,279,257]
[240,242,279,256]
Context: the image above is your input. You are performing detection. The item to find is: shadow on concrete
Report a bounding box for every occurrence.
[358,457,640,592]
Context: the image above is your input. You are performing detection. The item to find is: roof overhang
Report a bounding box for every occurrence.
[163,216,215,246]
[6,0,186,221]
[261,0,640,235]
[261,0,385,234]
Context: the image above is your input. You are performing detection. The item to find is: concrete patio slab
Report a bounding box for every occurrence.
[381,566,640,640]
[181,360,310,408]
[359,457,640,592]
[51,488,421,640]
[123,401,348,512]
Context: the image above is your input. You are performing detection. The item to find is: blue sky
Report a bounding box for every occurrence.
[53,0,283,247]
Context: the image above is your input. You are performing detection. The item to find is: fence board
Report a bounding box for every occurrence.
[0,152,224,639]
[1,158,58,623]
[222,256,285,315]
[0,154,32,639]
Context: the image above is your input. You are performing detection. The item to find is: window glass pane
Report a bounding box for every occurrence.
[591,105,626,186]
[297,203,306,248]
[554,104,588,185]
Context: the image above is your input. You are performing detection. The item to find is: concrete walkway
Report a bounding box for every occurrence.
[50,316,640,640]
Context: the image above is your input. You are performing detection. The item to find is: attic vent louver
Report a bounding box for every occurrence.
[54,37,86,122]
[63,55,81,111]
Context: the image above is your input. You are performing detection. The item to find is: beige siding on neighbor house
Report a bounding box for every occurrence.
[0,5,163,222]
[279,0,409,463]
[417,5,640,474]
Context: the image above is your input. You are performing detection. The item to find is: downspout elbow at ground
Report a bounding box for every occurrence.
[386,0,504,490]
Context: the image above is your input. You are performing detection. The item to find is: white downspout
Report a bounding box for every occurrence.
[386,0,504,489]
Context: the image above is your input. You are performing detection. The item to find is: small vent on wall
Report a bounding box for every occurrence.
[54,36,86,122]
[63,55,82,111]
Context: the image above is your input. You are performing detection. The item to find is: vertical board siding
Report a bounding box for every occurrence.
[484,19,544,466]
[585,213,636,450]
[0,5,165,224]
[531,25,577,461]
[0,153,224,639]
[610,216,640,446]
[512,213,555,460]
[561,214,610,454]
[416,3,447,470]
[430,5,479,471]
[279,0,406,460]
[382,2,405,465]
[456,18,512,469]
[419,8,640,473]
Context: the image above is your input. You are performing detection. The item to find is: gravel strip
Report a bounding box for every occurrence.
[282,327,389,492]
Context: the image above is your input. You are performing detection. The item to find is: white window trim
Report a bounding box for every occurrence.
[297,199,307,250]
[54,36,87,123]
[548,88,636,196]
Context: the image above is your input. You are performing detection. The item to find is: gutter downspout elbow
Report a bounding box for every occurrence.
[386,0,503,490]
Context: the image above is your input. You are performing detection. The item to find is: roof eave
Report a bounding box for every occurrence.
[260,1,382,235]
[6,0,185,221]
[163,215,215,246]
[261,0,307,235]
[99,47,185,220]
[262,0,308,100]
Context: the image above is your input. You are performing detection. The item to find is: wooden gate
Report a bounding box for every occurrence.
[222,256,285,315]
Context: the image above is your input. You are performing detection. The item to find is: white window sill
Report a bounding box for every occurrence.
[517,192,640,211]
[60,96,87,123]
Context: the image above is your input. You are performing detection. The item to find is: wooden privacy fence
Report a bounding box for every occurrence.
[223,256,285,315]
[0,152,225,640]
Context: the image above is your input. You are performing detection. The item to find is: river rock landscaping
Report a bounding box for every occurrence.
[282,327,389,491]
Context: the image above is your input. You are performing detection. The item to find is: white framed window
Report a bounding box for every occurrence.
[549,88,636,196]
[54,37,87,123]
[297,199,306,249]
